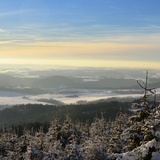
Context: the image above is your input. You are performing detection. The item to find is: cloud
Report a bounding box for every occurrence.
[0,40,17,45]
[2,21,160,45]
[1,22,160,65]
[0,9,35,17]
[0,40,160,61]
[0,29,7,33]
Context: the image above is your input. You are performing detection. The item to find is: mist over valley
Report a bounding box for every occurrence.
[0,67,160,109]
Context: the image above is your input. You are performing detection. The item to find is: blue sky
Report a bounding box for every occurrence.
[0,0,160,68]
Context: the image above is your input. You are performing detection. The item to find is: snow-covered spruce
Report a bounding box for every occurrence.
[113,104,160,160]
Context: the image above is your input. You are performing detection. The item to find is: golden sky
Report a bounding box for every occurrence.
[0,38,160,69]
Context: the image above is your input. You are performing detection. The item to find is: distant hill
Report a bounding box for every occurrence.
[32,76,80,88]
[0,74,35,87]
[0,74,159,90]
[33,76,160,89]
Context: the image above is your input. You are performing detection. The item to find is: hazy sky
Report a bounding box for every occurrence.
[0,0,160,68]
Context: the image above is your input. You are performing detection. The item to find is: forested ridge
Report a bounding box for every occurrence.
[0,101,131,129]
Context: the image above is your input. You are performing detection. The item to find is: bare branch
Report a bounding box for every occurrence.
[137,80,145,89]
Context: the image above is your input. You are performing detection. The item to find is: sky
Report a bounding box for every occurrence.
[0,0,160,68]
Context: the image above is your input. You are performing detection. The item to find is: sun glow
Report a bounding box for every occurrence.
[0,58,160,69]
[0,35,160,69]
[0,41,159,57]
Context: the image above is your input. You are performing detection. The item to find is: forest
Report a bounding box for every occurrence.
[0,100,131,131]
